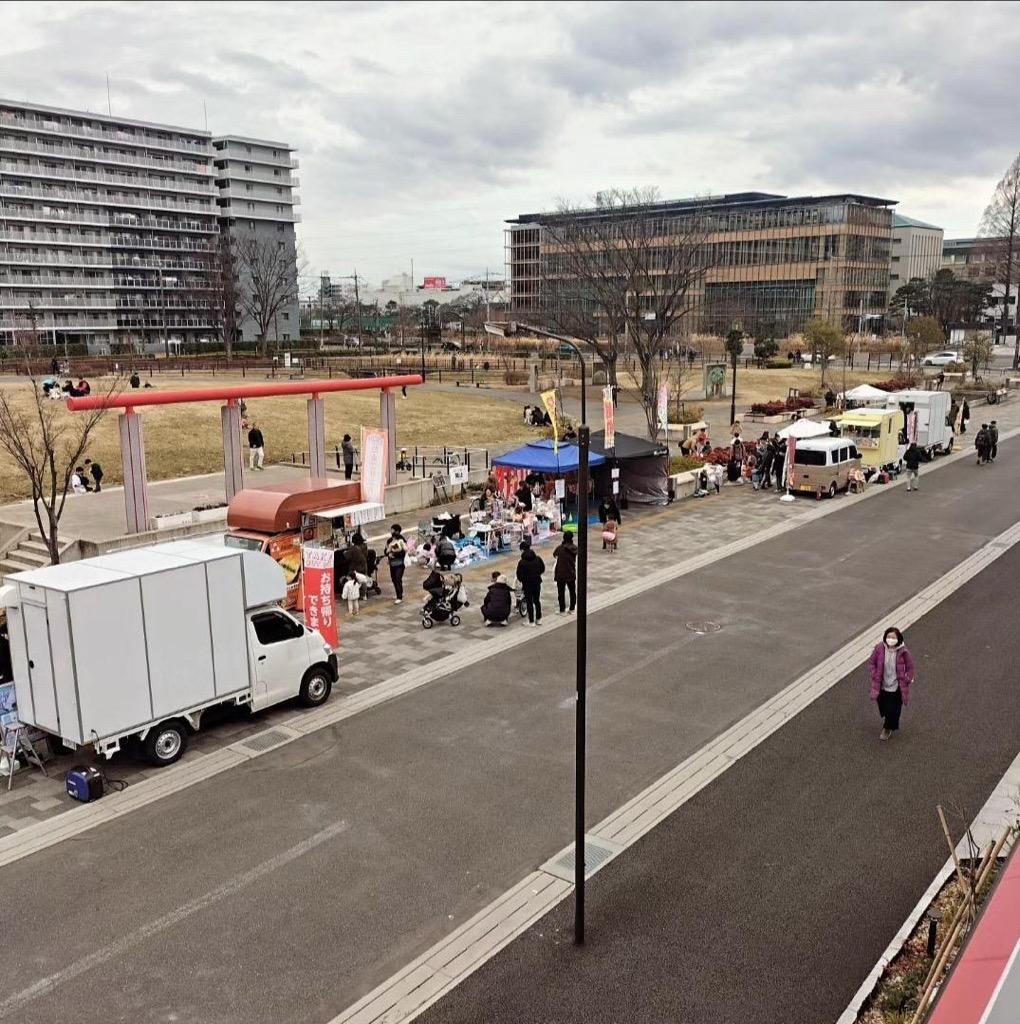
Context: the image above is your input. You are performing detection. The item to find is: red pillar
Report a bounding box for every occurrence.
[379,388,397,485]
[221,400,244,502]
[307,395,326,478]
[119,409,149,533]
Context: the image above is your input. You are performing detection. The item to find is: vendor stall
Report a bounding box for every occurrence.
[589,430,669,505]
[839,383,890,409]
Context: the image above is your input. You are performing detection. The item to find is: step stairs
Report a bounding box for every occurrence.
[0,533,53,583]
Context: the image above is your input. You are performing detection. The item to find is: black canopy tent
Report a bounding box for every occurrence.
[589,430,670,506]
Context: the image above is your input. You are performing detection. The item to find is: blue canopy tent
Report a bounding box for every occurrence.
[491,439,606,473]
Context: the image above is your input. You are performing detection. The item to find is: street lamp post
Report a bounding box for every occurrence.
[574,422,590,945]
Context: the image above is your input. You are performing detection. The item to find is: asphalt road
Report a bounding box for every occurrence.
[418,532,1020,1024]
[2,441,1018,1024]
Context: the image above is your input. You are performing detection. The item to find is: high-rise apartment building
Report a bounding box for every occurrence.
[0,99,220,354]
[0,100,302,354]
[213,136,301,344]
[888,213,943,297]
[507,191,894,337]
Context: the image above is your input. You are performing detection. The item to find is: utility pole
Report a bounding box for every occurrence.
[574,423,590,945]
[353,269,363,349]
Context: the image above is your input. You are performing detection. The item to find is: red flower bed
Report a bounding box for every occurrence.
[749,396,816,415]
[873,376,917,392]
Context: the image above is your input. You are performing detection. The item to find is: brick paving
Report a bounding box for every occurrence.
[3,396,1017,831]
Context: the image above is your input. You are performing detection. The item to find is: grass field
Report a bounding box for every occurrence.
[0,375,535,504]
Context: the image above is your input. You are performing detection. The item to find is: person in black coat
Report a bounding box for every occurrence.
[515,481,533,511]
[515,546,545,625]
[552,529,577,614]
[481,572,513,626]
[597,496,621,525]
[84,458,103,493]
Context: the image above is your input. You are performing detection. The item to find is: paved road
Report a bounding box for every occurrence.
[419,535,1020,1024]
[1,442,1018,1023]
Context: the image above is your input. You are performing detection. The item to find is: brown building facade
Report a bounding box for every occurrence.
[506,191,894,338]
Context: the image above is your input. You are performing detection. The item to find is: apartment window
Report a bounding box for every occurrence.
[244,164,252,172]
[276,223,284,232]
[273,169,280,177]
[245,145,252,154]
[283,333,290,341]
[276,187,282,195]
[282,312,289,320]
[245,184,252,192]
[272,150,279,157]
[247,202,254,210]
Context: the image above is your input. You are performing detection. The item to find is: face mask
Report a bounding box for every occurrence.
[885,637,898,648]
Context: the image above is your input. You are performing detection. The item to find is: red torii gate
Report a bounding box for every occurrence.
[68,375,423,533]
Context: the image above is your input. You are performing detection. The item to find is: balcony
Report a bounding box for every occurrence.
[0,160,216,197]
[218,203,301,223]
[0,295,117,309]
[216,186,299,205]
[0,274,115,287]
[0,181,217,215]
[0,135,212,176]
[107,234,215,251]
[0,111,212,158]
[0,242,111,259]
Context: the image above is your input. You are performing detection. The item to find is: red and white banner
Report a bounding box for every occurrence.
[602,385,615,449]
[360,427,388,505]
[907,411,919,444]
[302,545,338,648]
[786,436,797,490]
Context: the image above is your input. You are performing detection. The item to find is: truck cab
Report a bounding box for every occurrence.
[247,606,336,711]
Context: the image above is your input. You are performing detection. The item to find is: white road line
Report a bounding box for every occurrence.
[323,519,1020,1024]
[0,818,349,1019]
[0,427,1015,871]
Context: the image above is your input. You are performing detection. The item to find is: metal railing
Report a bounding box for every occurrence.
[0,135,212,175]
[0,182,216,214]
[0,160,215,196]
[0,111,211,155]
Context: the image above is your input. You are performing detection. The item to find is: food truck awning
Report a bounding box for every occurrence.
[838,411,893,428]
[308,501,386,526]
[227,479,362,533]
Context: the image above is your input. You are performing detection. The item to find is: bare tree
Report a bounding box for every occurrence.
[0,362,115,564]
[214,235,240,360]
[231,235,300,355]
[539,187,714,436]
[979,153,1020,368]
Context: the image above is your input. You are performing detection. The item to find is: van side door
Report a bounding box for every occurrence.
[248,609,308,710]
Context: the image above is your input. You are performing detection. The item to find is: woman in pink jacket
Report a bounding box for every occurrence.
[869,627,915,740]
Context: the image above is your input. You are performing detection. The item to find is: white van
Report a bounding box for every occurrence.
[0,541,338,766]
[790,436,862,498]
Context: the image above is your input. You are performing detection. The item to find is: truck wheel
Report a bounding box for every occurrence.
[299,667,333,708]
[143,721,188,767]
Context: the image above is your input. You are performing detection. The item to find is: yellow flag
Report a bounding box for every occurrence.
[540,389,559,452]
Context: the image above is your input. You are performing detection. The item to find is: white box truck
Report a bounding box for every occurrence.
[0,540,338,766]
[884,389,954,458]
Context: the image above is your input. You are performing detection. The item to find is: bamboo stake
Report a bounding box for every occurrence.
[910,826,1014,1024]
[937,805,972,918]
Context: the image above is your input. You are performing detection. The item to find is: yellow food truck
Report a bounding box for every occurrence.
[836,408,906,471]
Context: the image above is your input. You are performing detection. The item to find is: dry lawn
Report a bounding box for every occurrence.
[0,375,534,504]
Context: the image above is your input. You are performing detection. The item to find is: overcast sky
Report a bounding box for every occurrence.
[3,0,1019,289]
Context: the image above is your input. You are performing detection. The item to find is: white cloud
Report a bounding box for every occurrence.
[1,0,1018,286]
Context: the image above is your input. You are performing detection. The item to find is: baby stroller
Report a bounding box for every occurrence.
[362,549,383,597]
[422,572,467,629]
[513,582,527,619]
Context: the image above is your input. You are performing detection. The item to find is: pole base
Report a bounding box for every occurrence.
[779,493,796,503]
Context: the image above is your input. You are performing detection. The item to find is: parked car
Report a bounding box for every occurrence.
[922,350,961,367]
[789,437,862,498]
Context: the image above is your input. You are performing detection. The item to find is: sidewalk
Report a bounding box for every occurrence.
[3,396,1019,838]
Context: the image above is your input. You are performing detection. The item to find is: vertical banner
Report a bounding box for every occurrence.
[302,545,339,648]
[602,385,616,449]
[360,427,388,505]
[657,382,669,434]
[786,436,797,489]
[907,411,919,444]
[540,389,559,451]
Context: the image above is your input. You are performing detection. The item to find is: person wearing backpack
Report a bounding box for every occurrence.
[384,524,407,604]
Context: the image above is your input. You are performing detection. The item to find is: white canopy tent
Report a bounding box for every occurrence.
[839,383,890,406]
[777,418,832,440]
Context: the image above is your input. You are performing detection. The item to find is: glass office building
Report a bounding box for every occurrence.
[507,192,894,337]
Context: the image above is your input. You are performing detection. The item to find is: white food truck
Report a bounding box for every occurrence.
[0,540,338,766]
[884,389,954,459]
